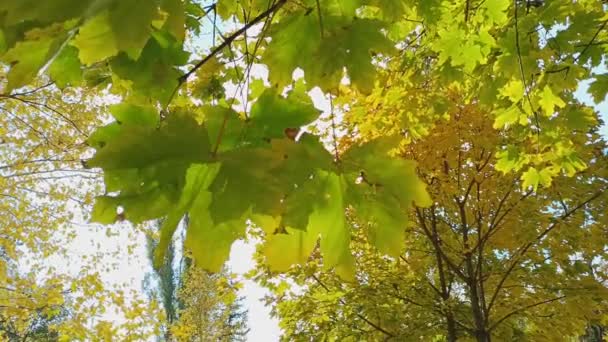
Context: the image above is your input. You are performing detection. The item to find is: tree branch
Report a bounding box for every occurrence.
[574,19,608,64]
[514,0,541,143]
[486,190,603,314]
[178,0,288,85]
[489,296,565,331]
[310,274,396,338]
[416,208,467,281]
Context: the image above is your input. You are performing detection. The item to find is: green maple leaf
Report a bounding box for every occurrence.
[279,171,325,231]
[521,166,553,192]
[564,107,598,131]
[366,0,408,20]
[1,26,64,91]
[216,0,273,21]
[553,143,586,177]
[436,28,463,66]
[88,111,208,170]
[262,227,318,272]
[317,17,395,94]
[347,184,406,258]
[109,102,159,127]
[495,146,529,173]
[93,187,175,224]
[91,196,123,225]
[0,31,6,53]
[336,18,395,94]
[186,211,246,272]
[110,32,188,103]
[0,0,95,26]
[48,45,82,88]
[202,105,244,152]
[209,136,333,224]
[342,138,431,257]
[588,74,608,104]
[500,79,525,103]
[326,0,362,17]
[483,0,510,24]
[156,163,221,268]
[72,11,119,65]
[109,0,158,60]
[343,138,432,208]
[452,41,484,72]
[89,109,211,226]
[263,13,320,89]
[245,88,320,142]
[160,0,186,41]
[493,105,527,128]
[264,13,394,93]
[215,0,238,20]
[538,86,565,117]
[87,102,158,150]
[309,172,354,280]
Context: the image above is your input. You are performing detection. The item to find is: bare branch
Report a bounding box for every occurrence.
[310,274,396,338]
[489,296,565,331]
[486,190,603,314]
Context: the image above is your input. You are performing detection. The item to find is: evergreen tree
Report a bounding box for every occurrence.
[145,221,248,341]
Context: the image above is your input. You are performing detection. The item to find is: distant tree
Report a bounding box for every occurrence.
[145,221,248,341]
[145,226,179,340]
[581,324,605,342]
[170,264,249,341]
[222,296,249,342]
[0,305,67,341]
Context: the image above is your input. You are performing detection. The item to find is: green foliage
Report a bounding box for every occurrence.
[89,109,210,226]
[86,93,428,274]
[170,264,249,341]
[264,12,394,93]
[144,221,248,341]
[1,0,607,300]
[48,46,83,88]
[72,11,119,65]
[589,74,608,103]
[253,98,608,342]
[1,25,65,91]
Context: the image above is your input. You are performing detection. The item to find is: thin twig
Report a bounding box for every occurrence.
[489,296,565,331]
[329,94,340,162]
[514,0,541,150]
[179,0,287,84]
[2,95,86,137]
[310,274,396,338]
[3,82,54,97]
[486,190,603,314]
[315,0,324,38]
[164,0,287,109]
[574,19,608,64]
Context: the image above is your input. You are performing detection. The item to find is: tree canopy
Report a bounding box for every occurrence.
[253,94,608,340]
[1,0,608,340]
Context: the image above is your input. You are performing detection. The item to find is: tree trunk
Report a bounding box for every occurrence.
[475,329,491,342]
[466,255,491,342]
[445,312,458,342]
[428,207,459,342]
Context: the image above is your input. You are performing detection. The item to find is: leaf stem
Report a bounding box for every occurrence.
[315,0,324,38]
[164,0,287,110]
[514,0,540,152]
[329,94,340,162]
